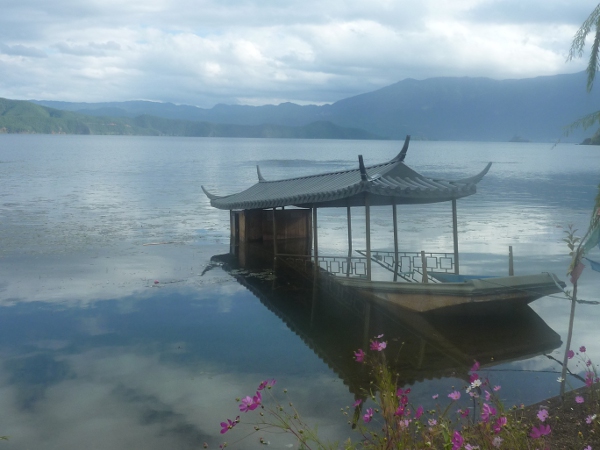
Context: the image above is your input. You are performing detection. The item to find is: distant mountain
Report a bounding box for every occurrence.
[0,98,381,139]
[32,72,600,142]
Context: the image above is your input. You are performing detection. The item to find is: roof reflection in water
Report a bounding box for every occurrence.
[212,240,563,399]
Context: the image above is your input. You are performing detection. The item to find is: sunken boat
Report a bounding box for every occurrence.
[202,136,565,314]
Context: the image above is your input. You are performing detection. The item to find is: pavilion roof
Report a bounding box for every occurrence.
[202,136,492,210]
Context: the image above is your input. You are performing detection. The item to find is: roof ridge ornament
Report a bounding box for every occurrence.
[393,135,411,162]
[201,185,220,200]
[358,155,370,181]
[257,165,266,182]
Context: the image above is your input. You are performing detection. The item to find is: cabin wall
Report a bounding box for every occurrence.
[231,209,312,250]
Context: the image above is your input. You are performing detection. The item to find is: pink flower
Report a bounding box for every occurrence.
[492,436,503,448]
[257,379,276,390]
[239,396,255,412]
[471,361,480,372]
[485,390,492,401]
[530,423,551,439]
[481,403,497,423]
[415,405,424,419]
[220,417,239,434]
[587,360,592,367]
[586,414,597,424]
[576,396,585,404]
[567,349,575,359]
[354,349,365,363]
[375,334,384,338]
[583,446,592,450]
[451,431,464,450]
[493,416,507,434]
[428,418,437,427]
[580,345,587,352]
[537,409,549,422]
[493,385,501,392]
[238,392,262,412]
[448,390,461,401]
[432,394,439,399]
[352,399,362,408]
[363,407,374,423]
[458,408,469,418]
[369,340,387,352]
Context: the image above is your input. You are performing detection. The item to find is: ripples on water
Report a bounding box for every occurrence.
[0,135,599,449]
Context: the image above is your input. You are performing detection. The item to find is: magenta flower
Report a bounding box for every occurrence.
[470,361,480,372]
[363,407,374,423]
[415,405,424,419]
[257,379,276,390]
[448,390,461,401]
[352,399,362,407]
[530,423,551,439]
[395,405,405,417]
[567,349,575,359]
[451,431,464,450]
[587,359,592,367]
[458,408,469,418]
[354,349,365,363]
[576,396,585,404]
[239,396,256,412]
[469,372,479,383]
[220,417,238,434]
[493,416,507,434]
[239,391,262,412]
[369,340,387,352]
[537,409,549,422]
[481,403,497,423]
[580,345,587,352]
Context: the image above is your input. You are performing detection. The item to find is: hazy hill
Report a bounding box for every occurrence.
[33,71,600,142]
[0,98,380,139]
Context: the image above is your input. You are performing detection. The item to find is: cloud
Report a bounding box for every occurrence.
[0,0,593,107]
[0,43,47,58]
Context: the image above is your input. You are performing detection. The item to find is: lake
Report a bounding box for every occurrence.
[0,134,599,449]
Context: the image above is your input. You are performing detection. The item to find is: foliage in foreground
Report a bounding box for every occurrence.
[216,338,600,450]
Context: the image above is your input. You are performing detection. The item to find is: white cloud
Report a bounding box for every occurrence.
[0,0,595,106]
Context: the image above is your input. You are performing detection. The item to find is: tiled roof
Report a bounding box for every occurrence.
[202,136,492,210]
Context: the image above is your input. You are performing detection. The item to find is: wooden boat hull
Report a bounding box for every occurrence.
[335,273,564,314]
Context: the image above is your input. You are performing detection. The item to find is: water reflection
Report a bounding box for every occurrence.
[212,241,563,400]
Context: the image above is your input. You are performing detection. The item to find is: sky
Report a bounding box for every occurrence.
[0,0,598,108]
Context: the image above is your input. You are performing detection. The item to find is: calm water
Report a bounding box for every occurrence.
[0,134,599,449]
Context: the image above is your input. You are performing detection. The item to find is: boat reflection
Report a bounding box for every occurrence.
[211,241,563,399]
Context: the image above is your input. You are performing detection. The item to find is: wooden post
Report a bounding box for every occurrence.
[347,206,352,277]
[312,207,319,269]
[393,203,399,282]
[421,250,429,283]
[452,199,460,275]
[272,207,278,257]
[365,194,372,281]
[508,246,514,276]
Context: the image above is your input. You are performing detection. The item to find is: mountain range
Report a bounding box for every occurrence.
[4,71,600,141]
